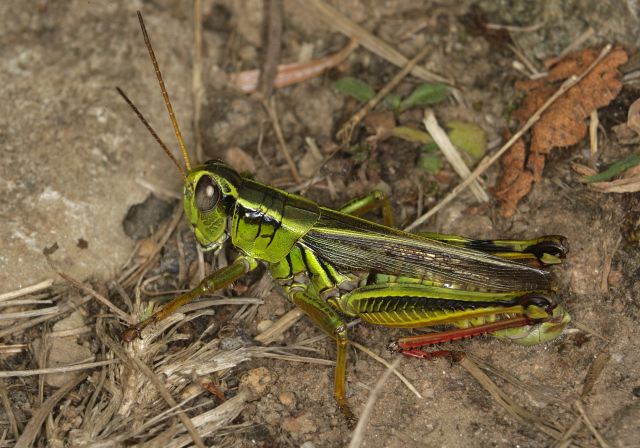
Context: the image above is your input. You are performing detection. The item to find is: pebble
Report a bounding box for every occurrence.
[240,367,272,395]
[282,412,317,436]
[257,319,274,333]
[278,391,296,408]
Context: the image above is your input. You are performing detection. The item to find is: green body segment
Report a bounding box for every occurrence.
[131,161,570,423]
[232,179,320,262]
[181,161,568,345]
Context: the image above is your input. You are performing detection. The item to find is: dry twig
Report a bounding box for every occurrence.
[348,358,401,448]
[0,279,53,303]
[302,0,451,84]
[575,401,611,448]
[337,45,432,144]
[459,355,565,440]
[350,341,422,399]
[263,96,301,182]
[254,308,304,344]
[423,109,489,202]
[192,0,204,163]
[0,359,117,378]
[58,271,132,324]
[405,44,613,231]
[97,320,206,448]
[258,0,283,99]
[0,381,20,439]
[14,373,87,448]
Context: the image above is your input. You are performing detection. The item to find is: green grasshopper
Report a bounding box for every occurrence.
[120,12,570,423]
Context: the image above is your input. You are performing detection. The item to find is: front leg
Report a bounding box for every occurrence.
[123,256,258,341]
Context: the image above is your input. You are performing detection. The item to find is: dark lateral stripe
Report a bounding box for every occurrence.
[284,254,293,277]
[316,255,338,284]
[265,193,286,248]
[352,295,523,315]
[299,247,314,274]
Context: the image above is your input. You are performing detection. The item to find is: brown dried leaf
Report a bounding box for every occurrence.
[571,162,598,177]
[494,135,534,218]
[496,47,628,215]
[589,163,640,193]
[590,176,640,193]
[626,97,640,134]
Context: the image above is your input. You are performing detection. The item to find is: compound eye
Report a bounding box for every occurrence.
[194,175,220,212]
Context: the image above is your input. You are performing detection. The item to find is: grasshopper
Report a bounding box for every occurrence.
[120,12,570,423]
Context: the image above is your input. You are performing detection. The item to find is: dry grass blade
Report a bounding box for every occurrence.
[466,353,567,406]
[14,373,87,448]
[591,176,640,193]
[263,96,301,182]
[459,355,565,440]
[423,109,489,202]
[258,0,283,99]
[589,109,599,165]
[0,359,117,378]
[0,279,53,303]
[254,308,303,344]
[581,349,610,398]
[97,320,206,448]
[192,0,204,163]
[337,45,431,144]
[600,237,621,293]
[0,381,20,439]
[405,44,613,231]
[162,391,250,448]
[557,348,612,447]
[119,204,183,288]
[0,295,92,340]
[350,341,422,399]
[302,0,451,84]
[556,417,584,448]
[0,307,59,320]
[348,358,401,448]
[575,401,611,448]
[58,271,133,324]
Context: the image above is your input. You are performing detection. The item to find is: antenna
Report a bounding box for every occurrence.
[137,11,192,171]
[116,87,187,181]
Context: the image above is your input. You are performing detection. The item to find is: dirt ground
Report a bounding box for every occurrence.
[1,1,639,447]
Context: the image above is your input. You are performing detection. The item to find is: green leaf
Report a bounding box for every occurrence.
[334,77,375,103]
[392,126,433,144]
[383,93,402,111]
[585,151,640,183]
[420,143,439,153]
[419,152,443,174]
[447,120,487,161]
[399,83,448,112]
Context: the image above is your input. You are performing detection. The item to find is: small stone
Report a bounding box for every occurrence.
[282,411,316,436]
[240,367,272,396]
[181,383,200,400]
[34,337,94,387]
[137,238,157,258]
[122,194,174,240]
[256,319,274,334]
[278,391,296,408]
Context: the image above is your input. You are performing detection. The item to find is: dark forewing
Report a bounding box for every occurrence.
[301,208,552,292]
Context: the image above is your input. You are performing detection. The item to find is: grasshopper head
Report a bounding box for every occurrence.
[184,161,241,252]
